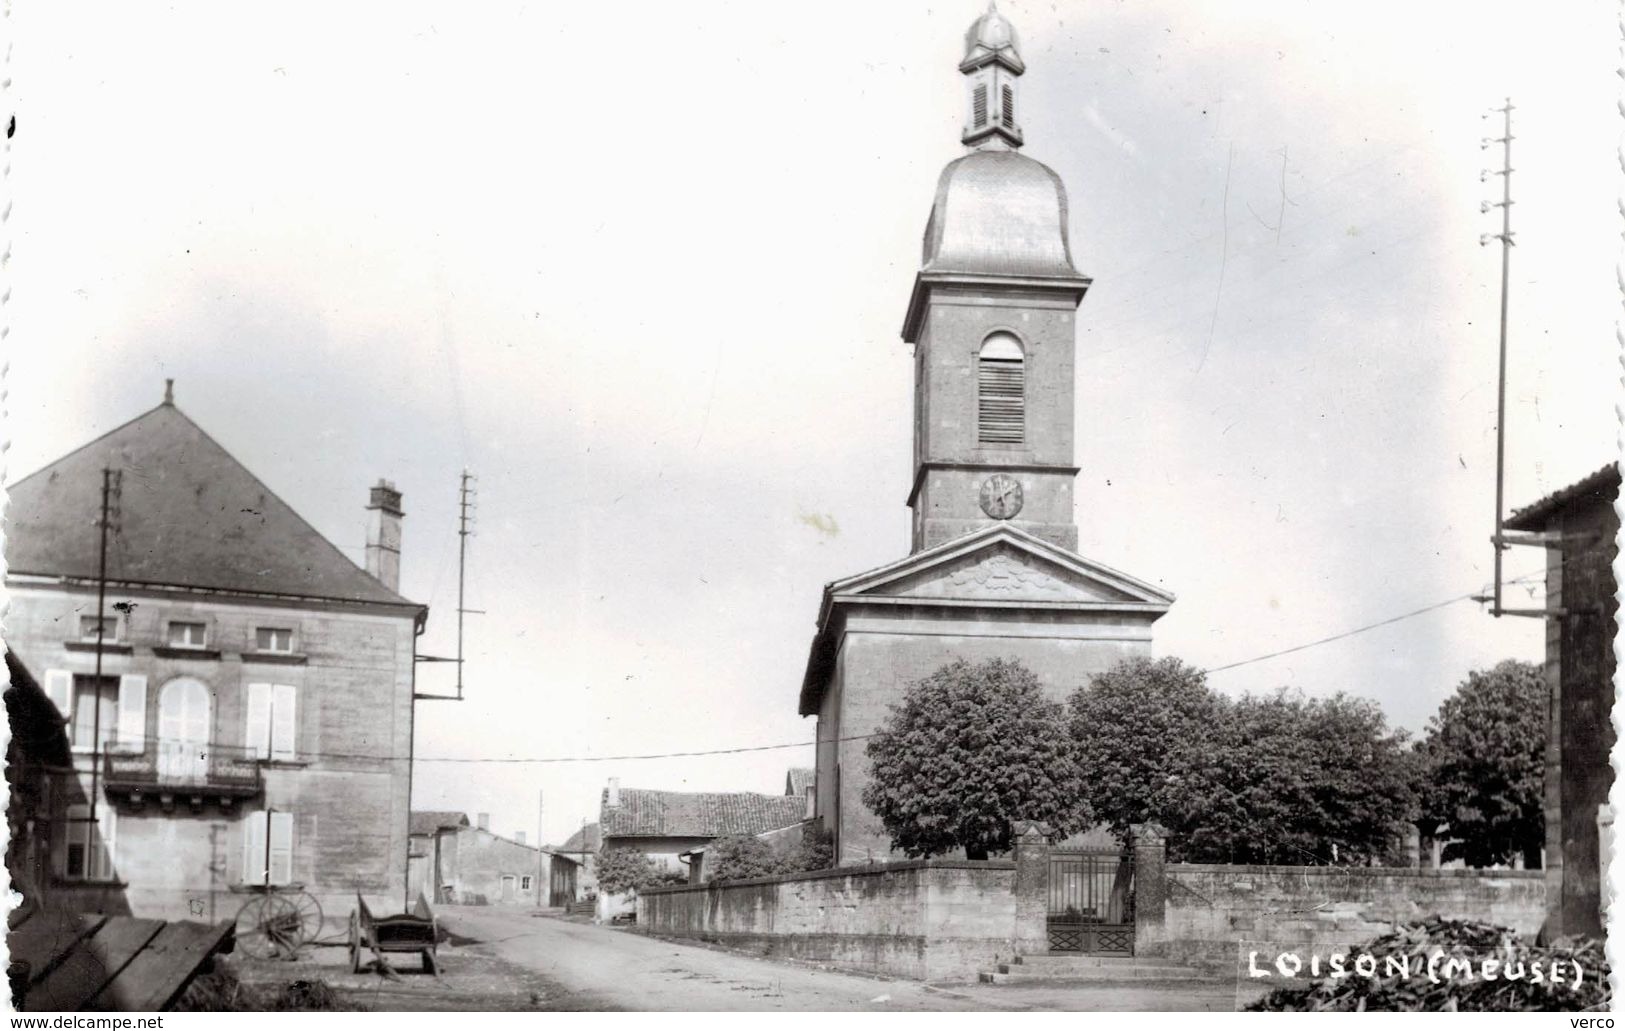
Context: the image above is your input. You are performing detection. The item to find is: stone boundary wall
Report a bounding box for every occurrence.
[1157,863,1547,968]
[638,859,1021,981]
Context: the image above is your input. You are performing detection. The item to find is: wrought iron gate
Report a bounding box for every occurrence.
[1047,849,1134,954]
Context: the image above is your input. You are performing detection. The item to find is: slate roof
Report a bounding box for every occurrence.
[408,811,470,837]
[1504,463,1620,531]
[600,789,807,840]
[557,823,600,853]
[6,400,418,608]
[785,768,815,798]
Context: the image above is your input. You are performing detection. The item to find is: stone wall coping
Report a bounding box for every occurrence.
[640,858,1016,896]
[1168,863,1543,880]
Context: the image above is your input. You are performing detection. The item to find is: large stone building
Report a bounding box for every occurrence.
[799,8,1174,865]
[1503,463,1619,939]
[4,386,426,927]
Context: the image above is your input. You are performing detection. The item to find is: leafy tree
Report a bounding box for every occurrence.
[1067,657,1219,844]
[706,836,784,881]
[1185,689,1415,865]
[595,846,666,894]
[1069,658,1415,864]
[863,657,1091,859]
[706,829,835,882]
[1418,660,1545,868]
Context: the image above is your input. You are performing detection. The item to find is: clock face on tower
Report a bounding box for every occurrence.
[979,474,1024,520]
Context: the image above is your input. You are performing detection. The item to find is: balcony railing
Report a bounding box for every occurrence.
[101,741,263,803]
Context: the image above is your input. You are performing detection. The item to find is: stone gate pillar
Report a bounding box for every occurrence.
[1011,820,1052,956]
[1130,822,1168,954]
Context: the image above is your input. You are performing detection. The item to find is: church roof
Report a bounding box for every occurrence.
[920,150,1081,281]
[798,523,1175,715]
[600,788,807,840]
[558,823,601,854]
[961,3,1024,73]
[6,399,419,608]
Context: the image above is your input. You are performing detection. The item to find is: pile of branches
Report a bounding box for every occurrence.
[177,966,368,1011]
[1246,917,1610,1012]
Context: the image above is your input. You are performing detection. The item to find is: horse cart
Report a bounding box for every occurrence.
[349,892,440,975]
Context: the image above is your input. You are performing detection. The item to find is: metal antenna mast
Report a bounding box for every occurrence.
[1471,98,1559,619]
[1480,99,1517,617]
[455,470,478,700]
[414,470,480,700]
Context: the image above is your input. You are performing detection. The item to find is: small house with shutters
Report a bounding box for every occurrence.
[3,385,427,928]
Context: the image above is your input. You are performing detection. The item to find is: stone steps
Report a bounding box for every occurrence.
[978,953,1211,984]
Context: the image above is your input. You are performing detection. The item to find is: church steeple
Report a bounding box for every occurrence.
[960,3,1024,150]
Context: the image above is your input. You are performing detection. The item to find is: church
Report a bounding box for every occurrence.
[798,6,1175,865]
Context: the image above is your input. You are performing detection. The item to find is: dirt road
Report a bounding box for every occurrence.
[438,906,1247,1011]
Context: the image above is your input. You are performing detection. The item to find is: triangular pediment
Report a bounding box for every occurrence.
[829,523,1174,608]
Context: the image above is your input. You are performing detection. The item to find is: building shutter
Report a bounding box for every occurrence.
[978,357,1025,444]
[246,683,272,760]
[1001,83,1014,125]
[43,670,72,719]
[269,812,294,885]
[116,675,147,751]
[973,84,988,127]
[243,810,268,884]
[271,685,297,761]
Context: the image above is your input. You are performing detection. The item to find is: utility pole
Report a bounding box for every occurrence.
[1480,99,1516,617]
[537,789,546,909]
[89,468,122,824]
[456,470,476,700]
[413,470,481,700]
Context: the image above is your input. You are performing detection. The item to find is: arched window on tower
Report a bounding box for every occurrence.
[978,332,1025,445]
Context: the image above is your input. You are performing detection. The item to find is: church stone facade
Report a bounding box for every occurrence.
[799,7,1174,865]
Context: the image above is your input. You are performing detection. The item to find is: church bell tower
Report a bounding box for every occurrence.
[904,3,1093,553]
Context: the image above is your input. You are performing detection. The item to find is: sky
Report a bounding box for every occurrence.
[6,1,1618,848]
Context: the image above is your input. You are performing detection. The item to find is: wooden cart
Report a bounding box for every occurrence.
[349,892,439,975]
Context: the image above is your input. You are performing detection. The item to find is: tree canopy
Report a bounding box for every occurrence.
[862,657,1091,859]
[1070,658,1415,864]
[595,846,682,894]
[1417,659,1545,868]
[705,831,834,882]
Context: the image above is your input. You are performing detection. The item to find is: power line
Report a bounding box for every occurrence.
[55,566,1553,769]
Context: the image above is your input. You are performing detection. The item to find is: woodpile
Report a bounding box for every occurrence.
[1246,918,1610,1012]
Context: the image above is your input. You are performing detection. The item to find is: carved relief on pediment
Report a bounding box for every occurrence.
[881,547,1122,602]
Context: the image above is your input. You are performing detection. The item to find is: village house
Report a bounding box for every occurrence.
[3,384,426,928]
[1503,462,1620,939]
[408,810,545,906]
[596,777,808,918]
[548,822,599,909]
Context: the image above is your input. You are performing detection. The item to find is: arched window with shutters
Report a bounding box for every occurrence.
[977,332,1025,445]
[158,677,212,784]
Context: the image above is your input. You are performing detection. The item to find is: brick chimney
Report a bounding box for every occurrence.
[515,831,526,845]
[477,812,489,831]
[365,480,404,592]
[607,777,620,807]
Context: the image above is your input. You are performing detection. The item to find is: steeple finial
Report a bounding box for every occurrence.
[960,5,1025,149]
[163,378,174,405]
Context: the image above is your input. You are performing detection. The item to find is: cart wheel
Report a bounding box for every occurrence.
[289,891,324,949]
[348,911,361,974]
[422,949,437,976]
[234,895,281,959]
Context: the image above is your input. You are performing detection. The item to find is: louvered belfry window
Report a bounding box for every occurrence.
[1001,84,1015,126]
[973,84,988,128]
[978,333,1025,445]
